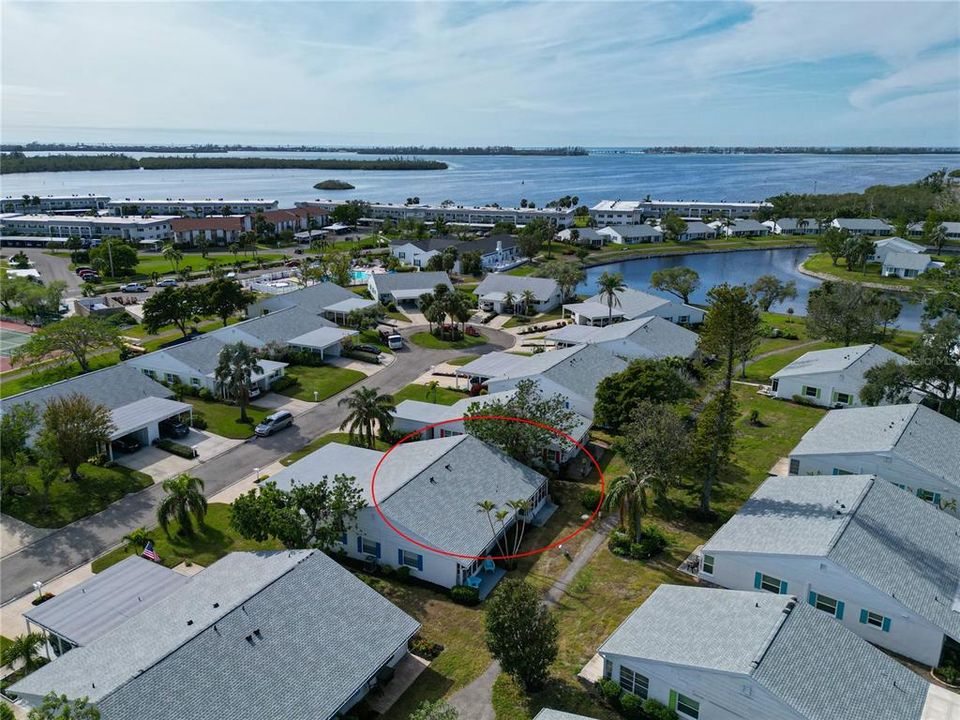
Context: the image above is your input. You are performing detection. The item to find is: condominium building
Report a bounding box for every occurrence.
[1,194,111,213]
[107,198,278,216]
[0,213,177,241]
[299,200,576,228]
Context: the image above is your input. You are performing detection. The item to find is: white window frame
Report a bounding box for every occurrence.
[759,573,782,594]
[361,537,379,555]
[865,610,885,629]
[676,693,700,719]
[814,593,839,616]
[701,554,715,575]
[400,549,421,569]
[618,666,649,699]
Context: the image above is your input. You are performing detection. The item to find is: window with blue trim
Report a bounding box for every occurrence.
[399,549,423,571]
[808,591,844,619]
[916,489,941,505]
[859,609,891,632]
[359,536,381,558]
[755,572,787,594]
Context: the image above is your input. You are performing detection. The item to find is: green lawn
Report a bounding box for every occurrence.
[410,331,487,350]
[277,365,365,402]
[108,252,285,280]
[280,432,390,466]
[744,341,835,382]
[2,462,153,529]
[504,264,538,276]
[447,354,479,366]
[582,233,817,264]
[184,397,271,438]
[91,503,282,573]
[802,252,944,289]
[502,308,566,329]
[0,351,123,398]
[392,383,470,405]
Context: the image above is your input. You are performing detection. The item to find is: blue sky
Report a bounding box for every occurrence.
[2,1,958,146]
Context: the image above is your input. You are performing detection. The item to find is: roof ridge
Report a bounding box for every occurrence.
[748,597,798,675]
[823,476,875,554]
[96,550,316,706]
[889,404,922,449]
[379,435,468,502]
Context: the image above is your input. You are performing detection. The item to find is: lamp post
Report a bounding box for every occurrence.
[32,580,43,602]
[253,467,261,484]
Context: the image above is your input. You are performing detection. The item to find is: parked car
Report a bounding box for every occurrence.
[80,273,101,283]
[112,436,141,454]
[293,248,304,255]
[255,410,294,437]
[159,418,190,439]
[465,325,480,337]
[225,272,237,279]
[120,282,147,292]
[387,334,404,350]
[285,260,300,268]
[75,266,93,276]
[155,278,178,287]
[354,344,382,355]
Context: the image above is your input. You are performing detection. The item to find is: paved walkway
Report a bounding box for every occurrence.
[0,326,515,605]
[0,514,52,559]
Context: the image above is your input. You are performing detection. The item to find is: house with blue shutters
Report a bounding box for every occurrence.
[696,474,960,668]
[266,435,551,597]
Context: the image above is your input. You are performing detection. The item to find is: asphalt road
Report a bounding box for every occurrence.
[0,326,514,604]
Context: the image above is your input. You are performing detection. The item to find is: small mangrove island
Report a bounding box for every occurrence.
[313,179,355,190]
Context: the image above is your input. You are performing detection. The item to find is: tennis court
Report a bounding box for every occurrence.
[0,328,31,357]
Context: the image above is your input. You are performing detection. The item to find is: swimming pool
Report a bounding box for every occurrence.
[0,328,31,357]
[350,270,370,283]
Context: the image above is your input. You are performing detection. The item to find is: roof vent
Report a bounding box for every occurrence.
[246,634,255,645]
[213,602,219,608]
[445,464,452,471]
[429,477,437,484]
[187,619,193,626]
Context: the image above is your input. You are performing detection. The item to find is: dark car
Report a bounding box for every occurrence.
[354,344,382,355]
[112,436,141,454]
[159,418,190,439]
[80,273,101,283]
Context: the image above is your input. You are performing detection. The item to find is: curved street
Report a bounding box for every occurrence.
[0,325,515,604]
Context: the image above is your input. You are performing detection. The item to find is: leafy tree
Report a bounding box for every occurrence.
[326,251,352,287]
[1,275,66,318]
[517,218,552,259]
[538,260,586,301]
[345,305,381,331]
[596,271,627,322]
[27,693,100,720]
[230,476,364,550]
[162,243,183,273]
[409,700,459,720]
[860,360,913,407]
[650,267,700,304]
[806,281,882,346]
[338,386,396,448]
[749,275,798,312]
[660,212,688,242]
[203,277,255,326]
[36,443,62,515]
[593,358,696,430]
[329,200,371,226]
[39,393,115,480]
[698,284,760,392]
[0,401,38,463]
[214,342,263,422]
[141,285,202,336]
[122,527,153,554]
[13,316,122,372]
[816,227,849,266]
[460,250,483,276]
[606,401,690,540]
[843,234,874,272]
[691,389,738,513]
[484,579,558,691]
[89,238,137,277]
[464,379,578,467]
[1,632,46,673]
[156,473,207,537]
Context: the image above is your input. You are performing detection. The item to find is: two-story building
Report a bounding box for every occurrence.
[390,235,521,273]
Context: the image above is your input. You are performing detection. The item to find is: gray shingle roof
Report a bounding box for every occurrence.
[533,711,597,720]
[212,305,336,345]
[23,556,187,647]
[475,274,559,301]
[882,251,932,271]
[835,218,894,232]
[729,219,767,231]
[598,224,663,239]
[790,404,960,485]
[601,586,928,720]
[545,316,698,359]
[370,271,452,295]
[581,288,672,319]
[0,363,172,415]
[874,237,926,254]
[773,218,819,231]
[392,234,518,254]
[248,281,361,316]
[771,343,905,379]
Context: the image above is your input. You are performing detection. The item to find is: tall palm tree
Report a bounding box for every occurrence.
[596,271,626,322]
[506,498,532,555]
[603,468,667,542]
[157,473,207,537]
[338,386,397,448]
[228,242,240,263]
[797,218,809,234]
[520,289,537,316]
[502,290,516,315]
[214,342,263,422]
[476,500,508,557]
[197,230,209,259]
[426,380,441,404]
[1,632,46,673]
[162,243,183,273]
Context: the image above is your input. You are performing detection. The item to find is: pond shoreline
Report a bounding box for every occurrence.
[796,259,914,294]
[580,241,817,269]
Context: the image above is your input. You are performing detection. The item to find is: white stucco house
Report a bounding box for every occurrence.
[907,220,960,241]
[247,281,378,325]
[697,474,960,667]
[556,227,605,247]
[596,585,954,720]
[597,224,664,244]
[710,218,769,237]
[268,435,552,596]
[389,234,521,273]
[367,271,453,305]
[563,288,705,327]
[882,252,938,279]
[832,218,894,236]
[545,315,699,360]
[763,218,821,235]
[475,274,562,314]
[673,221,716,241]
[770,343,909,407]
[787,403,960,516]
[869,236,927,263]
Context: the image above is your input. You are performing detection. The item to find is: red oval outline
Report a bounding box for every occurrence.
[370,414,605,561]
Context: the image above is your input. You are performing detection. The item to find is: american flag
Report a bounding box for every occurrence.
[142,541,161,562]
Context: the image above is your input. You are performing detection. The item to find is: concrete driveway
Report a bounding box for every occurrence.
[254,392,314,416]
[115,430,242,481]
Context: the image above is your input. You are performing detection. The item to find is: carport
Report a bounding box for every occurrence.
[322,296,377,325]
[107,396,193,460]
[288,326,357,360]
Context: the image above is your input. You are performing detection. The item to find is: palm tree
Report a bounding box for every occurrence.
[162,243,183,273]
[214,342,263,422]
[476,500,508,557]
[520,289,537,316]
[122,527,153,554]
[502,290,517,315]
[596,271,626,322]
[426,380,440,404]
[157,473,207,537]
[1,632,46,673]
[797,218,809,234]
[603,468,668,542]
[506,498,532,556]
[228,242,240,264]
[338,386,397,448]
[197,230,209,259]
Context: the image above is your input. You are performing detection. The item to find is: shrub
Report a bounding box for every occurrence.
[198,388,214,401]
[619,692,643,717]
[642,699,679,720]
[269,375,299,392]
[408,635,444,660]
[791,394,822,407]
[608,525,671,560]
[449,584,480,606]
[596,678,621,702]
[395,565,412,583]
[935,664,960,686]
[190,413,208,430]
[157,439,197,459]
[581,488,602,511]
[31,592,55,606]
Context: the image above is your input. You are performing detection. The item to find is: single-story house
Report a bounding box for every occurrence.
[455,344,627,418]
[787,403,960,516]
[563,288,705,327]
[697,474,960,668]
[673,220,716,241]
[597,585,948,720]
[763,218,821,235]
[597,224,664,244]
[210,305,356,360]
[832,218,894,236]
[171,216,249,247]
[711,218,770,237]
[907,220,960,240]
[269,435,552,595]
[556,227,605,247]
[10,550,420,720]
[22,556,188,657]
[545,316,698,360]
[0,364,190,458]
[390,388,592,467]
[368,271,453,305]
[770,343,909,407]
[882,252,937,279]
[390,234,521,273]
[247,281,378,325]
[870,236,927,263]
[475,274,562,314]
